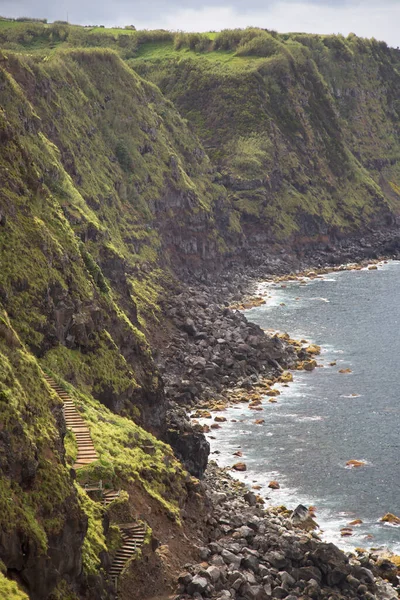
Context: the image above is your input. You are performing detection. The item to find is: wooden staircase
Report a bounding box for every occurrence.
[43,372,148,590]
[110,523,146,581]
[103,489,121,506]
[43,373,98,469]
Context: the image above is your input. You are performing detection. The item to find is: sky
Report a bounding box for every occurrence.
[0,0,398,48]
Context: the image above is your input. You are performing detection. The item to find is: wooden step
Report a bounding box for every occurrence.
[77,452,98,458]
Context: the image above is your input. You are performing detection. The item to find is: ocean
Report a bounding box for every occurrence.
[203,260,400,553]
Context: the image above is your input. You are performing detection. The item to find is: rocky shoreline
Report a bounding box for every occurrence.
[176,463,399,600]
[158,245,400,600]
[159,246,400,479]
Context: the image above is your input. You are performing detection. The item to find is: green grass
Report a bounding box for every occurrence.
[130,30,400,235]
[65,383,188,518]
[0,312,82,555]
[0,573,29,599]
[133,40,259,67]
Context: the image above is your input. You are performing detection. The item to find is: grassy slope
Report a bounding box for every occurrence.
[291,33,400,211]
[131,32,400,241]
[1,22,400,598]
[0,313,83,598]
[0,46,219,597]
[0,572,29,599]
[0,47,229,421]
[1,23,398,240]
[0,312,189,596]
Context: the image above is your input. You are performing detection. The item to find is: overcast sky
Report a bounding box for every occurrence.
[0,0,398,48]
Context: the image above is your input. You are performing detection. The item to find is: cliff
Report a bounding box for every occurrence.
[131,30,400,249]
[0,22,399,600]
[0,47,227,598]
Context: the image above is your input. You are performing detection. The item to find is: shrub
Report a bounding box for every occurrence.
[115,140,133,172]
[236,32,282,57]
[15,17,47,23]
[173,32,211,52]
[214,27,264,51]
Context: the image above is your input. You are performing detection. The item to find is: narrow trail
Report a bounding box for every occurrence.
[110,523,147,580]
[43,372,147,590]
[43,373,98,468]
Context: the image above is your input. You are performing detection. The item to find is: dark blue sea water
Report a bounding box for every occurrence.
[202,261,400,552]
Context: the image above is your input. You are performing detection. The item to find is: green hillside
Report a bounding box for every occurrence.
[0,21,400,599]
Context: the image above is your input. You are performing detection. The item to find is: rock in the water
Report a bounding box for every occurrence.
[303,360,317,371]
[345,459,366,468]
[232,462,247,471]
[380,512,400,525]
[268,480,280,489]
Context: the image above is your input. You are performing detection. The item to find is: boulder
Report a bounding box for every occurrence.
[232,462,247,472]
[264,551,290,570]
[268,481,280,489]
[187,574,209,595]
[178,571,193,586]
[306,344,321,355]
[183,318,197,336]
[242,554,260,573]
[303,360,317,371]
[271,586,289,598]
[221,549,242,569]
[237,526,255,539]
[244,491,257,507]
[345,459,366,468]
[206,565,222,583]
[380,513,400,525]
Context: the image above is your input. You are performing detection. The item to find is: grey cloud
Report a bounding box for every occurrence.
[0,0,398,47]
[0,0,391,26]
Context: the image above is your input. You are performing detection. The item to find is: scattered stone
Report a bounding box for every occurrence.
[380,513,400,525]
[232,462,247,472]
[306,344,321,355]
[348,519,363,526]
[268,481,280,489]
[346,459,366,468]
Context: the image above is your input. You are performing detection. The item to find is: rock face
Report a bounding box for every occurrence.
[134,32,400,252]
[166,409,210,478]
[0,317,86,599]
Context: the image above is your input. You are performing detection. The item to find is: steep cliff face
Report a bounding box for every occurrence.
[131,31,400,247]
[292,34,400,211]
[0,47,227,599]
[0,314,85,599]
[0,48,232,427]
[1,23,400,600]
